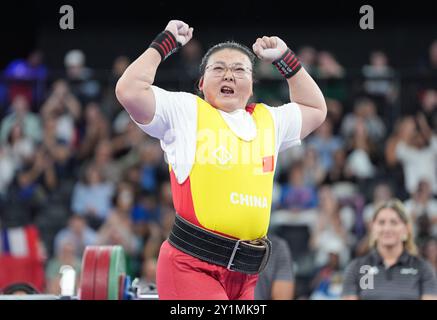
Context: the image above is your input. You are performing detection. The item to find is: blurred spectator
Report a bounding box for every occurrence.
[254,51,285,103]
[0,145,16,197]
[137,257,158,290]
[325,98,344,135]
[178,38,203,92]
[429,40,437,72]
[255,234,294,300]
[362,50,397,103]
[0,94,42,144]
[0,121,36,193]
[255,60,282,81]
[310,186,353,268]
[307,117,344,172]
[302,146,326,187]
[111,118,146,156]
[45,236,81,295]
[101,56,130,122]
[341,97,386,144]
[385,117,406,168]
[9,145,58,221]
[71,164,115,229]
[316,51,345,79]
[310,249,343,300]
[64,49,101,104]
[88,139,122,184]
[384,117,410,198]
[138,141,163,193]
[418,39,437,78]
[0,127,39,223]
[123,164,142,188]
[18,144,57,189]
[143,206,175,261]
[253,61,287,105]
[394,115,437,195]
[415,214,434,250]
[159,181,174,209]
[315,51,346,102]
[5,122,35,166]
[279,161,318,211]
[404,180,437,237]
[3,50,47,108]
[41,114,76,180]
[77,102,110,160]
[418,89,437,130]
[109,125,147,188]
[344,118,378,181]
[322,149,353,185]
[421,237,437,273]
[131,190,161,239]
[96,182,140,256]
[297,46,317,76]
[40,79,81,147]
[53,214,97,258]
[363,182,394,227]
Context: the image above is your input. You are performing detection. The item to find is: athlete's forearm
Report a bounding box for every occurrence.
[286,68,327,115]
[116,21,193,124]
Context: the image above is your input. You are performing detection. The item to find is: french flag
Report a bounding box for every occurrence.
[0,225,39,259]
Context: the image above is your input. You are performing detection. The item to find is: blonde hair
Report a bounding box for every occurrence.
[369,198,418,255]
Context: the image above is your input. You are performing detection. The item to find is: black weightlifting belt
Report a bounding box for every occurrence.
[168,214,272,275]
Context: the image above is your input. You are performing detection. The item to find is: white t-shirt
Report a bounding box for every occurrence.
[404,198,437,219]
[131,86,303,184]
[395,136,437,195]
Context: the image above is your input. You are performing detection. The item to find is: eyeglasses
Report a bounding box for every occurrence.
[205,63,252,79]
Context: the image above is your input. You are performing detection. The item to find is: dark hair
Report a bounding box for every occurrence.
[196,41,256,95]
[1,282,40,295]
[199,41,256,75]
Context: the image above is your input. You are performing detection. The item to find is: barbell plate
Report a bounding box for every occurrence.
[94,246,112,300]
[108,245,126,300]
[118,274,125,300]
[79,246,99,300]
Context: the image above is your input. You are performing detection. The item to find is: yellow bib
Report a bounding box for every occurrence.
[172,97,275,240]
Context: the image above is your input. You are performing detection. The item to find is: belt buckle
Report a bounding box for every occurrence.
[227,238,272,274]
[226,240,241,271]
[256,238,272,273]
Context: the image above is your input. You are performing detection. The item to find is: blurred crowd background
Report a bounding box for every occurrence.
[0,1,436,299]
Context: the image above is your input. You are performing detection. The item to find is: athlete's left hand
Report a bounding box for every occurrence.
[252,36,288,63]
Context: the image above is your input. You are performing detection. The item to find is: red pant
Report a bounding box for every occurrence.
[156,240,258,300]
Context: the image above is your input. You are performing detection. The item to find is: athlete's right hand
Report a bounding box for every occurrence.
[164,20,194,46]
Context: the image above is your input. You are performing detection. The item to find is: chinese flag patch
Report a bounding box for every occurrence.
[262,155,274,172]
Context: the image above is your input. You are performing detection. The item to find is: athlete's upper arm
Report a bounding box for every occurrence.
[297,103,327,139]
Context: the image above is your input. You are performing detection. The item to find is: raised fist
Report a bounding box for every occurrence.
[252,36,288,63]
[164,20,194,46]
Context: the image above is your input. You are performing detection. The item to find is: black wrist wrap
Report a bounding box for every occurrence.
[149,31,181,61]
[272,48,302,78]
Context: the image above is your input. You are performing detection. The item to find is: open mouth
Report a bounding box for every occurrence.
[220,86,235,95]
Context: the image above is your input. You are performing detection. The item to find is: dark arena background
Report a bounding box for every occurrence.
[0,0,436,307]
